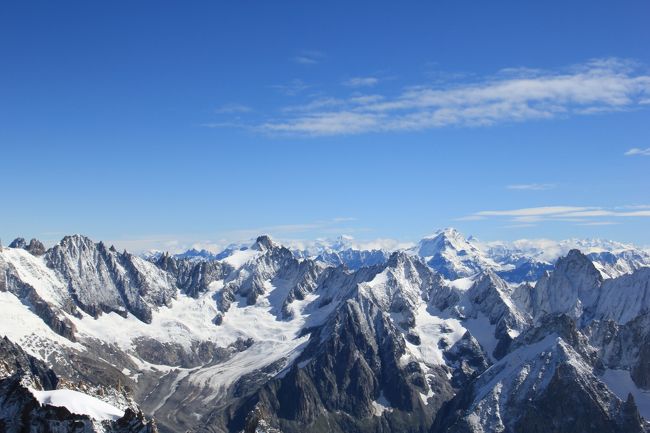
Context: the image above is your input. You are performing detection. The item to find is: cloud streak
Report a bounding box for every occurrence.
[343,76,380,87]
[292,50,325,65]
[464,205,650,226]
[259,58,650,136]
[625,147,650,156]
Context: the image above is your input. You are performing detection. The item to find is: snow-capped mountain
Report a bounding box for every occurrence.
[2,231,650,433]
[409,228,503,280]
[291,235,392,270]
[166,229,650,283]
[172,248,220,261]
[485,237,650,281]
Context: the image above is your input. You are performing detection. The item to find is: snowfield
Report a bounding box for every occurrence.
[29,388,125,421]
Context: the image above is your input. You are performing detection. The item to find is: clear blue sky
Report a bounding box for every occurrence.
[2,0,650,251]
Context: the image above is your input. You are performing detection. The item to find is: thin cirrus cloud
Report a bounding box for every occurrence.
[258,58,650,136]
[292,50,325,65]
[461,205,650,226]
[507,183,556,191]
[343,76,380,87]
[624,147,650,156]
[223,217,362,240]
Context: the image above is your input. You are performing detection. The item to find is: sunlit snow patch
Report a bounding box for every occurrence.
[29,388,125,421]
[221,248,261,268]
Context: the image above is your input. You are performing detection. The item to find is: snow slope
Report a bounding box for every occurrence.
[29,388,125,421]
[601,369,650,419]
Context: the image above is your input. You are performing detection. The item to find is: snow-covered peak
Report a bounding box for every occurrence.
[412,228,499,279]
[328,234,355,251]
[530,250,602,320]
[43,233,177,324]
[595,267,650,324]
[2,230,650,432]
[56,234,96,252]
[416,227,470,256]
[485,237,650,279]
[357,252,436,318]
[141,249,164,261]
[291,235,363,256]
[173,248,219,261]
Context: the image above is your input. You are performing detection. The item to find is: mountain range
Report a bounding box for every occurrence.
[1,228,650,433]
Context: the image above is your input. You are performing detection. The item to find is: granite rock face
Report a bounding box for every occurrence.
[45,235,177,323]
[8,237,46,256]
[154,251,231,298]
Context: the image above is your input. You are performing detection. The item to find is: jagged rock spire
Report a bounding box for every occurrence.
[253,234,275,251]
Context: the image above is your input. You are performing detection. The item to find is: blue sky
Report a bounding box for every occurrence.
[1,0,650,252]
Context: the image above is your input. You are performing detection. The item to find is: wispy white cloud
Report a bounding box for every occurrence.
[259,58,650,136]
[464,205,650,226]
[476,206,592,217]
[578,221,620,226]
[614,205,650,210]
[292,50,325,65]
[507,183,556,191]
[343,77,380,87]
[625,147,650,156]
[352,238,414,251]
[263,111,379,135]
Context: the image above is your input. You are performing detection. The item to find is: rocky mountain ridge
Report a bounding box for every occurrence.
[1,231,650,432]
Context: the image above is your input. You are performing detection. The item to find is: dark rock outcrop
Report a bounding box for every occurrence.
[8,238,46,256]
[0,336,157,433]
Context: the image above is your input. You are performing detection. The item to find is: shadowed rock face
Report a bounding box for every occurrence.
[512,365,644,433]
[435,327,644,433]
[155,252,231,298]
[213,262,483,433]
[8,238,27,249]
[25,239,46,256]
[0,336,157,433]
[8,238,46,256]
[632,334,650,389]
